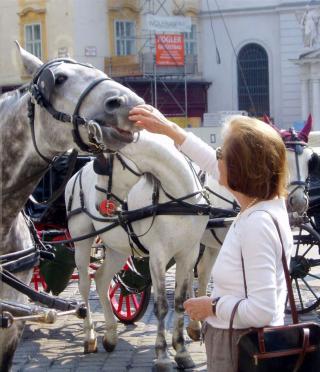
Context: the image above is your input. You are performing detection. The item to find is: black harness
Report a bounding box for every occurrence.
[64,154,238,256]
[28,58,112,158]
[0,211,87,319]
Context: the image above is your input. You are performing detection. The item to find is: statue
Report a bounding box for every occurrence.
[297,6,320,49]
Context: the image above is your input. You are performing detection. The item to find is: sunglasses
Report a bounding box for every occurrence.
[216,147,223,160]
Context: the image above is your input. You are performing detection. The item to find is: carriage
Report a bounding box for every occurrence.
[288,163,320,314]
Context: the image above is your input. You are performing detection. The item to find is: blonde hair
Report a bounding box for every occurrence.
[221,116,288,199]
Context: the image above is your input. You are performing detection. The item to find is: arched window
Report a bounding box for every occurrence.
[237,43,269,117]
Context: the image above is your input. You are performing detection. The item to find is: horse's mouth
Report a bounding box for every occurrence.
[110,126,134,143]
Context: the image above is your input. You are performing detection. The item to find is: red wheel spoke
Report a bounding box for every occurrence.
[40,275,47,290]
[34,277,39,291]
[117,293,124,312]
[125,295,131,318]
[131,294,139,310]
[109,282,120,298]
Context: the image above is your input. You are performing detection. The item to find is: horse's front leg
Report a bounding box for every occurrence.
[74,236,97,353]
[173,247,199,370]
[197,243,219,297]
[149,254,172,372]
[94,247,127,352]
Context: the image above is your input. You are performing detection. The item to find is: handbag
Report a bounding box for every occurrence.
[230,212,320,372]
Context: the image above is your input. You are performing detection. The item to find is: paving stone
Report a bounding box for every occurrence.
[12,266,320,371]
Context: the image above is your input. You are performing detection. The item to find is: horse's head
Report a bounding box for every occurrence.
[264,115,314,216]
[16,42,144,154]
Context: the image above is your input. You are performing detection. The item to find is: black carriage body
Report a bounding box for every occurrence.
[308,172,320,228]
[25,156,92,226]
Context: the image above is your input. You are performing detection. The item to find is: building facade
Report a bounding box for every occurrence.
[0,0,208,128]
[1,0,320,130]
[200,0,320,129]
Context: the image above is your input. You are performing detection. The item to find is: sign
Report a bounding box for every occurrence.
[58,47,68,58]
[145,15,191,33]
[85,46,97,57]
[156,34,184,66]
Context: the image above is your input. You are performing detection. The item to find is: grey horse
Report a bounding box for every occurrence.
[0,43,143,371]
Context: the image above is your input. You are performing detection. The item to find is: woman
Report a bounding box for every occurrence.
[128,106,293,372]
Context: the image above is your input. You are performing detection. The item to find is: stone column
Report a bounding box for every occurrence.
[301,79,309,120]
[312,78,320,130]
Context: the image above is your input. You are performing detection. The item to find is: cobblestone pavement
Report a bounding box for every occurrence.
[12,267,207,371]
[12,266,320,372]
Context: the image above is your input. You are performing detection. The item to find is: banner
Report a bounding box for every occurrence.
[145,15,191,33]
[155,34,184,66]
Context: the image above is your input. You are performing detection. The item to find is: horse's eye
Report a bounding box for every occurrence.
[55,74,68,85]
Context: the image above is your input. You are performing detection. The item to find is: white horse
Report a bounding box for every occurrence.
[65,130,209,371]
[187,118,315,339]
[0,43,143,370]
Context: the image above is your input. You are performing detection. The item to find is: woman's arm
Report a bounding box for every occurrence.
[129,105,218,175]
[129,105,187,146]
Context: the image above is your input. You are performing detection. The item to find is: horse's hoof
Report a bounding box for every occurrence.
[186,326,201,341]
[175,355,195,370]
[102,336,116,352]
[84,339,98,354]
[152,361,174,372]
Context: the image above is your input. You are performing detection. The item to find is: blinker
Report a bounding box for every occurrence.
[37,68,55,102]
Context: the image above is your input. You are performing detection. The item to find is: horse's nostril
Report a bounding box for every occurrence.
[104,97,123,112]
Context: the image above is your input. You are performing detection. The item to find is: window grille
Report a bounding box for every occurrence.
[237,43,269,117]
[25,24,42,59]
[183,24,197,55]
[115,20,136,56]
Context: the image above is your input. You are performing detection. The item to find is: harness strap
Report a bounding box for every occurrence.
[1,252,40,273]
[115,153,143,177]
[0,247,36,263]
[210,228,223,245]
[27,98,51,163]
[0,269,81,312]
[120,202,149,256]
[72,77,110,152]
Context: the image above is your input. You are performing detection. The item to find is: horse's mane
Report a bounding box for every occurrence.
[0,85,28,111]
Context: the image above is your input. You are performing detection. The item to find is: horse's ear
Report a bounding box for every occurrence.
[263,114,272,124]
[15,40,43,76]
[262,114,281,133]
[298,114,312,142]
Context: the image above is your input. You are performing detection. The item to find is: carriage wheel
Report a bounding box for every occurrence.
[286,223,320,314]
[109,280,151,324]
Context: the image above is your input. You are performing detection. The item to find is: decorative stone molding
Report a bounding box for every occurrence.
[108,0,139,13]
[18,7,46,17]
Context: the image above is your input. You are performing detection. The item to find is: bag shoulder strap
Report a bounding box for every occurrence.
[229,209,298,328]
[256,210,299,324]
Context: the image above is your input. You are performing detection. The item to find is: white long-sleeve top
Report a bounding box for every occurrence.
[181,133,293,329]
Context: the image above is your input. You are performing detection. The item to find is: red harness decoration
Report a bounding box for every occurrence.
[99,199,116,216]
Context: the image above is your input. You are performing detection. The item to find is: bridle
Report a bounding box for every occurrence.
[28,58,112,162]
[283,129,310,213]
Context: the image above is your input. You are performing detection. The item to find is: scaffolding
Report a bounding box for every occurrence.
[107,0,203,126]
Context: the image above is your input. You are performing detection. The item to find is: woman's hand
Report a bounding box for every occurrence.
[128,104,187,146]
[183,296,213,321]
